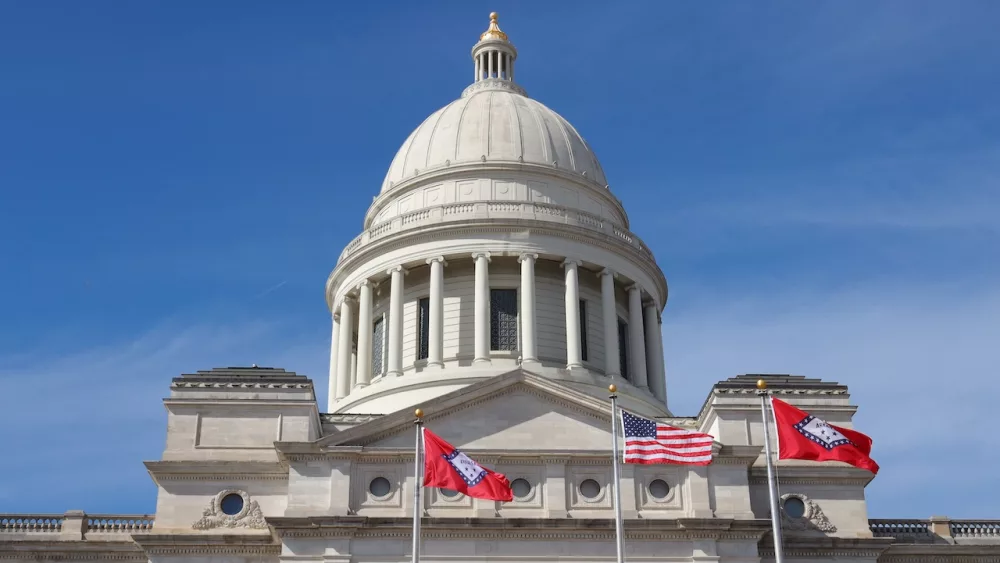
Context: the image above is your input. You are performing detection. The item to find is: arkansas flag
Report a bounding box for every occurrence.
[771,398,880,475]
[422,428,513,502]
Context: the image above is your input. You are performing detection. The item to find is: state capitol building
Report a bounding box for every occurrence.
[2,13,996,563]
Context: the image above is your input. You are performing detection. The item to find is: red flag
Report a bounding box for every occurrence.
[771,398,879,474]
[422,428,513,502]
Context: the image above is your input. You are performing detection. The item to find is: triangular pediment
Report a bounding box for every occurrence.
[313,370,614,451]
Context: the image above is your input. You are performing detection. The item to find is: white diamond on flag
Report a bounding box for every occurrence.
[794,415,851,451]
[445,450,487,486]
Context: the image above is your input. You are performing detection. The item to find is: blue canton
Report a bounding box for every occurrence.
[622,410,658,439]
[793,415,852,451]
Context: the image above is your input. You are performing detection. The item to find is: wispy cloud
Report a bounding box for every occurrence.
[664,283,1000,518]
[0,317,328,513]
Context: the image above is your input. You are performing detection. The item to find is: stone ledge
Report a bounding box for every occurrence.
[268,515,771,541]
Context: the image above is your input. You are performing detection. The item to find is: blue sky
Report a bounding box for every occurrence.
[1,1,998,519]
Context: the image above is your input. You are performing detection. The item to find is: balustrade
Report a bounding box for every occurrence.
[0,512,153,539]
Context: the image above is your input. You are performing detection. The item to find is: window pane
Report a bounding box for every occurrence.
[372,316,385,376]
[490,289,518,351]
[418,298,430,360]
[618,318,629,380]
[579,299,588,362]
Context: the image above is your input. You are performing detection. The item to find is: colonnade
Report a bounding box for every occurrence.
[328,254,667,406]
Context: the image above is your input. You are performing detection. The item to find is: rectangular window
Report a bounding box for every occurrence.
[418,297,430,360]
[490,289,518,351]
[618,317,630,381]
[371,315,385,377]
[579,299,589,362]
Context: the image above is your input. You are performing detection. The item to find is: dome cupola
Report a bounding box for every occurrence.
[325,14,669,419]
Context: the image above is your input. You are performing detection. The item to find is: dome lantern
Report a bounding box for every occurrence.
[472,12,518,86]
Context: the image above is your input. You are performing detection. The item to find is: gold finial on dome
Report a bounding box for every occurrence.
[480,11,509,42]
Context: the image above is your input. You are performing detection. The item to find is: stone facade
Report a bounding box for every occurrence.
[3,12,998,563]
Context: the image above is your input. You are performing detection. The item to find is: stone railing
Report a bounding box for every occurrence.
[951,521,1000,540]
[0,515,63,533]
[339,201,655,264]
[0,511,153,540]
[870,518,1000,544]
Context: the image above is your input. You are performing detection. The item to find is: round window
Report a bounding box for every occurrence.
[220,493,244,516]
[510,478,532,499]
[439,488,460,498]
[369,477,392,498]
[783,497,806,519]
[579,479,601,500]
[648,479,670,500]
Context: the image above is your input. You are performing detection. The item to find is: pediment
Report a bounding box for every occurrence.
[315,370,614,451]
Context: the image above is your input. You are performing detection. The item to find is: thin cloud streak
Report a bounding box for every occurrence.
[663,284,1000,518]
[0,317,328,514]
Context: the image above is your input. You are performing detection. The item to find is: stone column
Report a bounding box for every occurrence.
[473,252,491,364]
[518,253,539,364]
[350,349,357,389]
[600,268,620,378]
[327,312,340,410]
[386,266,406,377]
[562,259,584,369]
[336,297,354,400]
[426,257,446,368]
[655,311,668,403]
[355,280,373,387]
[627,285,648,389]
[644,303,667,403]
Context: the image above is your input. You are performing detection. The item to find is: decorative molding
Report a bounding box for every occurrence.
[191,490,268,530]
[321,413,382,424]
[461,78,527,98]
[268,516,769,541]
[780,493,836,532]
[171,381,312,390]
[715,387,848,396]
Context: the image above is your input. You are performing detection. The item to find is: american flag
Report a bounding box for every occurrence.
[620,409,715,465]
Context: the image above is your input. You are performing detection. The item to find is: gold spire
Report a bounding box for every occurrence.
[480,12,509,42]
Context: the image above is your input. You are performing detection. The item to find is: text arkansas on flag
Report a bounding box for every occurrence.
[422,428,513,502]
[771,398,879,475]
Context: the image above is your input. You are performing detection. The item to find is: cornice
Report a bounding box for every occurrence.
[131,532,278,557]
[268,516,770,541]
[321,413,381,423]
[758,535,894,558]
[749,464,876,487]
[881,544,1000,562]
[171,381,313,390]
[326,218,667,311]
[0,541,145,561]
[144,460,288,483]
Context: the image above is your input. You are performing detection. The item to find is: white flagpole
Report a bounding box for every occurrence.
[609,384,625,563]
[756,380,785,563]
[412,408,425,563]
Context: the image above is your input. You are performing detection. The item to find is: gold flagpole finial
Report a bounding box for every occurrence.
[414,408,424,419]
[608,384,617,394]
[756,379,768,390]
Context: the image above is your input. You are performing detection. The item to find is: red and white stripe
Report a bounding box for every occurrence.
[624,424,715,465]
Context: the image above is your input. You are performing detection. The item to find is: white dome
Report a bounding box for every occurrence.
[381,86,608,193]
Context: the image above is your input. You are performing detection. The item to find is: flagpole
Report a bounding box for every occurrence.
[756,380,785,563]
[608,384,625,563]
[412,408,424,563]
